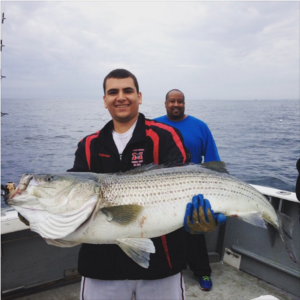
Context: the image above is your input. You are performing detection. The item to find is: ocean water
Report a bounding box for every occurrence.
[1,98,299,208]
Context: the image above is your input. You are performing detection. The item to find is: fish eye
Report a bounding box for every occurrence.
[45,175,53,182]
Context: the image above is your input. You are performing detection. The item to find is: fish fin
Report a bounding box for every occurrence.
[117,238,156,268]
[18,213,30,226]
[101,205,143,225]
[232,211,267,228]
[45,238,81,247]
[277,211,298,263]
[200,161,229,174]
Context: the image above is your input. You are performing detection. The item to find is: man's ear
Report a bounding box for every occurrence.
[103,96,108,108]
[138,92,142,105]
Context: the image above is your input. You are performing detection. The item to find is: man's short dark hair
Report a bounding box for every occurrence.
[165,89,185,102]
[103,69,139,94]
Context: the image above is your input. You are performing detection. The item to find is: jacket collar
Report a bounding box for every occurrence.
[99,113,147,152]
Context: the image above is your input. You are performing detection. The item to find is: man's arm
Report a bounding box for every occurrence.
[67,139,89,172]
[158,124,191,165]
[203,126,220,162]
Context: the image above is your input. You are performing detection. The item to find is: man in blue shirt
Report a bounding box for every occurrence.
[155,89,220,291]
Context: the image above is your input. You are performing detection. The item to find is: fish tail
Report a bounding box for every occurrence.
[277,211,298,264]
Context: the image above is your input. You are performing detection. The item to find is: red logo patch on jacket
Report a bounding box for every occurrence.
[131,149,144,166]
[99,153,110,158]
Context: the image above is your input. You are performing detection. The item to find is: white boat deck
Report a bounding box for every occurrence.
[13,262,299,300]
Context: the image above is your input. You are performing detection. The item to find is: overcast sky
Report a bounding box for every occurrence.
[1,1,299,101]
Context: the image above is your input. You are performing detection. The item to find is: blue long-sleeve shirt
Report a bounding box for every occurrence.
[154,115,220,164]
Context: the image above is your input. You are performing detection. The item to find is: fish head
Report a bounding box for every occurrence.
[6,172,100,211]
[5,172,101,239]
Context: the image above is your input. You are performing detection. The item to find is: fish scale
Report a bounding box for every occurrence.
[100,166,276,226]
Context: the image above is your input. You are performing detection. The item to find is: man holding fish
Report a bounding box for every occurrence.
[68,69,226,300]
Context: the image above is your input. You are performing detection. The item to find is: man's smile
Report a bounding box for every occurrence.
[172,108,181,112]
[115,104,130,108]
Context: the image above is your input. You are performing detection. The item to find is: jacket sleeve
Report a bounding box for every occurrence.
[158,126,191,165]
[67,138,89,172]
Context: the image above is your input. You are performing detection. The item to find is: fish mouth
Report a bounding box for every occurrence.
[4,174,34,204]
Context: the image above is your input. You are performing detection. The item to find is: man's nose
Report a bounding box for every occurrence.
[116,91,126,100]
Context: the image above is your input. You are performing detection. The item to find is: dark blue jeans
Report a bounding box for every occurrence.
[184,231,212,277]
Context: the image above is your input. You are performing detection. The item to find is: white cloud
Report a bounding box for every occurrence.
[1,1,299,100]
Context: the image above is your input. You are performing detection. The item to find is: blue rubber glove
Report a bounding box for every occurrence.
[184,194,226,234]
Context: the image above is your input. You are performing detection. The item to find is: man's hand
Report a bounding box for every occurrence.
[184,194,226,234]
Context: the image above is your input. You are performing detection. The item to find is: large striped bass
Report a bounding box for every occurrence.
[5,162,298,268]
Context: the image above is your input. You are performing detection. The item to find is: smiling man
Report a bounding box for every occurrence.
[103,76,142,131]
[69,69,191,299]
[164,89,186,120]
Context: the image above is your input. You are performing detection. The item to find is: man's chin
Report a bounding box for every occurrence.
[169,114,184,121]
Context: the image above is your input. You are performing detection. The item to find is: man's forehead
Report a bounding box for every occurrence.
[106,77,136,90]
[168,90,184,99]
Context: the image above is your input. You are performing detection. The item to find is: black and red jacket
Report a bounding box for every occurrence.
[68,113,191,280]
